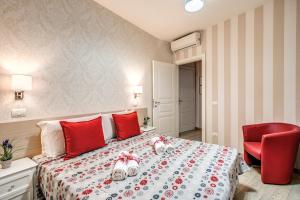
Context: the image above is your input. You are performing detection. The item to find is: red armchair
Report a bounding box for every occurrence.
[243,123,300,184]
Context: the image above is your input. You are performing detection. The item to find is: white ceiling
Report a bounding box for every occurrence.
[94,0,268,41]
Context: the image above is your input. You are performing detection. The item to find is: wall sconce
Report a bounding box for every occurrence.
[133,85,143,98]
[11,75,32,100]
[132,85,143,107]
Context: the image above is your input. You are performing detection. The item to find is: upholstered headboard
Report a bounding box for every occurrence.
[0,107,147,160]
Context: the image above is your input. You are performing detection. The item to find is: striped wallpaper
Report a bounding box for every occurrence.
[205,0,300,168]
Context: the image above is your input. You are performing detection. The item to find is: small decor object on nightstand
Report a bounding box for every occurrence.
[143,116,151,128]
[0,139,13,169]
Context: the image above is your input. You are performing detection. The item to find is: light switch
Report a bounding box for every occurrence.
[11,108,26,118]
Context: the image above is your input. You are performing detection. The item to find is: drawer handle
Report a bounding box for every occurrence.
[7,185,15,192]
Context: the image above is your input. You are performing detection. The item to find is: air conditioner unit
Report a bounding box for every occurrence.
[171,32,201,52]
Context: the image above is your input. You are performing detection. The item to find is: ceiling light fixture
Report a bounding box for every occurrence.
[185,0,204,13]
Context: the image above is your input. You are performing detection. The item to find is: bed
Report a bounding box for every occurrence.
[33,131,249,200]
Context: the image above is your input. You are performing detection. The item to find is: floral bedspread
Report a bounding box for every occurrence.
[33,132,249,200]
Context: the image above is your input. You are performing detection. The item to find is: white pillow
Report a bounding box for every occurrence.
[101,113,116,141]
[37,114,100,158]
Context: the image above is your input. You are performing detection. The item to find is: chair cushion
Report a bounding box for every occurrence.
[244,142,261,160]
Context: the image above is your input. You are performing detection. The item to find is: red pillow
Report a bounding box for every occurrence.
[112,112,141,140]
[60,117,106,160]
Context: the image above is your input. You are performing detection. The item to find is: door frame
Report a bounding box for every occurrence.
[173,53,206,143]
[179,65,197,133]
[152,54,206,142]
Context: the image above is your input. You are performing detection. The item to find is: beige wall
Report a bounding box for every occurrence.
[205,0,300,168]
[0,0,172,122]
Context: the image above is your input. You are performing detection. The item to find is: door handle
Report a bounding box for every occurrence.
[153,100,160,108]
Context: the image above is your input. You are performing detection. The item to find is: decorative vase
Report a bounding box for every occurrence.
[1,160,12,169]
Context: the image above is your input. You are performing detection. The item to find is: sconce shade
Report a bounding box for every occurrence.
[11,75,32,91]
[133,85,143,94]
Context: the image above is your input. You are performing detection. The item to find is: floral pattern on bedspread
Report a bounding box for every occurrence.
[33,132,249,200]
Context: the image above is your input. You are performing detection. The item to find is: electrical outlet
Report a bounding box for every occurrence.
[11,108,26,118]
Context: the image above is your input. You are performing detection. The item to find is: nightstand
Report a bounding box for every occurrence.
[141,126,157,133]
[0,157,37,200]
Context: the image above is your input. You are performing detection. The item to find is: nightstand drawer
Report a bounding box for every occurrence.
[0,185,32,200]
[9,193,29,200]
[6,187,31,200]
[0,170,33,199]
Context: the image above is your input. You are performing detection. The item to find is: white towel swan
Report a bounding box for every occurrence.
[112,151,129,181]
[151,136,174,154]
[165,143,174,153]
[151,137,166,155]
[127,153,140,177]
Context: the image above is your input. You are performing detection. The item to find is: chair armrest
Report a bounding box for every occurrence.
[261,131,300,162]
[243,123,270,142]
[260,131,300,184]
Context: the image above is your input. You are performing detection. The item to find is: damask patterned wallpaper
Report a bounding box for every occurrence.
[0,0,172,122]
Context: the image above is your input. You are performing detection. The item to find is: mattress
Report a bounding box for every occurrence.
[33,131,249,200]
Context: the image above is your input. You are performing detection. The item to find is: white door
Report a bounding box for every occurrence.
[152,60,179,137]
[179,66,196,132]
